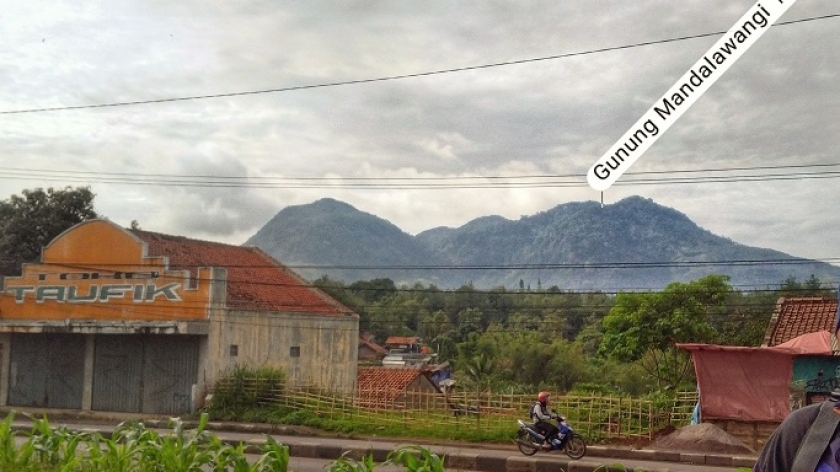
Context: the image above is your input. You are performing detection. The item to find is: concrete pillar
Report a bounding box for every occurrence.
[0,333,10,407]
[81,334,95,410]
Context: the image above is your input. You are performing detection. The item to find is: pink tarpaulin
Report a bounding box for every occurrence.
[678,332,834,421]
[680,346,792,421]
[771,330,834,355]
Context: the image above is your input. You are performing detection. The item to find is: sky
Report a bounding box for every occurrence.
[2,1,838,266]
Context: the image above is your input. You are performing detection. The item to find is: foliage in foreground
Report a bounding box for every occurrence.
[0,411,454,472]
[329,446,445,472]
[1,411,290,472]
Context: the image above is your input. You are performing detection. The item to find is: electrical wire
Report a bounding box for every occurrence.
[0,281,806,322]
[0,162,838,189]
[4,259,837,301]
[1,13,837,115]
[18,257,840,272]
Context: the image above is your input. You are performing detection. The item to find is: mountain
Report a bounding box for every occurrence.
[243,198,447,285]
[244,196,840,290]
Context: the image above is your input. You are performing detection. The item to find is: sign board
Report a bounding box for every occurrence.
[0,220,212,321]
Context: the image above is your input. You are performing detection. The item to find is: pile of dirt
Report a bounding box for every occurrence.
[644,423,755,455]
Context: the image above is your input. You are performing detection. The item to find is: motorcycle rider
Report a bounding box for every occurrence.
[531,391,565,448]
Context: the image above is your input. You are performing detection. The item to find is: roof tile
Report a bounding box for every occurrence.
[384,336,420,346]
[765,297,839,346]
[357,367,430,404]
[130,230,353,316]
[359,338,387,355]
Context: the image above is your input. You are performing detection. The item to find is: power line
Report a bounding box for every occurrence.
[4,161,836,181]
[9,261,838,298]
[24,257,840,272]
[1,13,837,116]
[0,162,838,189]
[0,278,816,318]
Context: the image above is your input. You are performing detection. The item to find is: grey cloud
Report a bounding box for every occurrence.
[0,0,837,266]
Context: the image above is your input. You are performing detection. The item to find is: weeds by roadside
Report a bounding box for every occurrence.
[1,410,291,472]
[0,410,452,472]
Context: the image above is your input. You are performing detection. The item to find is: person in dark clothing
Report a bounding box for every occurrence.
[753,389,840,472]
[531,391,565,448]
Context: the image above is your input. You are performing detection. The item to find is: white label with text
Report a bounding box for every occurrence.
[587,0,798,191]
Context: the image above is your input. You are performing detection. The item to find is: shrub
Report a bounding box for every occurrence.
[208,365,286,416]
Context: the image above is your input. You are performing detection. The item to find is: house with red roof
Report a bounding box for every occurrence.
[358,333,387,364]
[678,296,840,450]
[384,336,422,352]
[0,219,359,414]
[762,296,839,348]
[761,296,840,402]
[356,366,445,410]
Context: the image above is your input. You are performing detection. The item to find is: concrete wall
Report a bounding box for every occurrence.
[206,308,359,395]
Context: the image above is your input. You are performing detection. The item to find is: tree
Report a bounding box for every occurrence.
[0,186,98,274]
[779,275,833,298]
[714,289,776,346]
[599,275,730,389]
[459,352,498,408]
[348,278,397,303]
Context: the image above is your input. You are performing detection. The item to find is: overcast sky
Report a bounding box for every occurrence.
[2,1,838,268]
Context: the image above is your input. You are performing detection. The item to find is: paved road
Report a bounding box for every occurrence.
[10,417,755,472]
[212,430,749,472]
[287,456,463,472]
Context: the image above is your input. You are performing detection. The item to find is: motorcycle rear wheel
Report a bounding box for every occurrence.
[564,434,586,459]
[516,430,540,456]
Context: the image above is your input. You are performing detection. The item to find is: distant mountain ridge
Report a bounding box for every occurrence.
[243,196,840,290]
[244,198,447,285]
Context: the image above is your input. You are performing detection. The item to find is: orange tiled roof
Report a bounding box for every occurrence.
[359,337,387,355]
[357,367,432,404]
[763,297,839,346]
[384,336,419,346]
[130,230,354,316]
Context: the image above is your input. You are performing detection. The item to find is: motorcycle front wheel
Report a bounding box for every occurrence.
[516,430,540,456]
[564,434,586,459]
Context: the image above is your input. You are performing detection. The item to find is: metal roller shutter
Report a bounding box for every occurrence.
[8,334,85,409]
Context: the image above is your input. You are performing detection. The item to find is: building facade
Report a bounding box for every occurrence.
[0,220,359,414]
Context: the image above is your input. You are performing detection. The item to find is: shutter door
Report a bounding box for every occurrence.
[92,335,199,414]
[142,336,200,414]
[8,334,85,409]
[92,335,143,412]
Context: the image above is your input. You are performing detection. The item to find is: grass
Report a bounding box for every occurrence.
[206,403,514,444]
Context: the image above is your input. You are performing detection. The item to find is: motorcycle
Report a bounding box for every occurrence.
[515,417,587,459]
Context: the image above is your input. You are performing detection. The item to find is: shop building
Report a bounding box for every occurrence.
[0,219,358,414]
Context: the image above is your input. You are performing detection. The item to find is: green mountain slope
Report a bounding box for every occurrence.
[245,196,840,290]
[243,198,447,284]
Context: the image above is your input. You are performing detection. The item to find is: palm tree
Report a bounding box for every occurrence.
[463,353,496,419]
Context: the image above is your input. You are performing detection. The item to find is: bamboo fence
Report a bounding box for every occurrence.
[212,377,699,441]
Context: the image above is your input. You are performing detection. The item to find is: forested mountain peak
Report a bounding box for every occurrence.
[244,198,446,284]
[245,196,840,290]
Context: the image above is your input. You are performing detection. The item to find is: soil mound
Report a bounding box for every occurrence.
[644,423,755,455]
